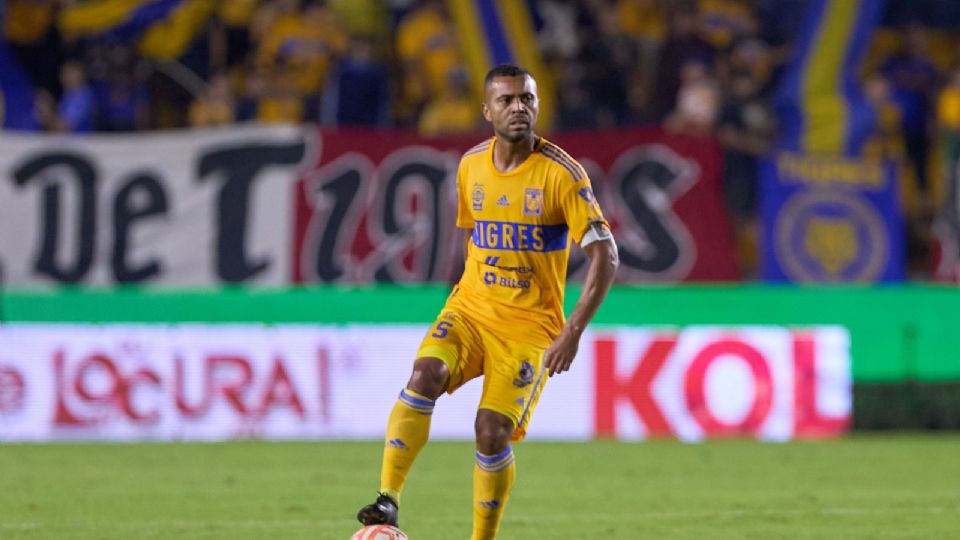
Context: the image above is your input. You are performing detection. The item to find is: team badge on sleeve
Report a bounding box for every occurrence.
[578,186,601,211]
[523,188,543,216]
[577,186,595,204]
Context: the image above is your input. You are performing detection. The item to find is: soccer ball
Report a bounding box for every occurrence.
[350,524,409,540]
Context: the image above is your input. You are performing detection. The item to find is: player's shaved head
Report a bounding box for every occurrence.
[484,64,533,92]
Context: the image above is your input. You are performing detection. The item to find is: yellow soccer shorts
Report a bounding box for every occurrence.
[415,308,548,441]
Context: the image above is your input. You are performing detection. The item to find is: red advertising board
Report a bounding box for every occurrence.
[294,127,740,284]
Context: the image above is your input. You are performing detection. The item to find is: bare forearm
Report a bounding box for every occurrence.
[564,240,618,337]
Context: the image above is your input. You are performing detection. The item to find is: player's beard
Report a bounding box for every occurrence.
[496,121,533,144]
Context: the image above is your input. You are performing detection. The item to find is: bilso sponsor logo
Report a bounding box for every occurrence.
[498,276,530,289]
[483,271,530,289]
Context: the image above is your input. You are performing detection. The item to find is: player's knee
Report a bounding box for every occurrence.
[406,357,449,400]
[475,409,514,455]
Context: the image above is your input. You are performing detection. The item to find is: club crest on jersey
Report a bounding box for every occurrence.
[514,360,535,387]
[472,182,485,211]
[523,188,543,216]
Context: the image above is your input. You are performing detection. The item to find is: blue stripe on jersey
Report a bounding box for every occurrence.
[472,221,569,252]
[543,144,582,175]
[540,146,583,180]
[542,145,584,180]
[541,144,575,165]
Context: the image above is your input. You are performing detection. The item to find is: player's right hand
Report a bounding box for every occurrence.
[543,330,580,377]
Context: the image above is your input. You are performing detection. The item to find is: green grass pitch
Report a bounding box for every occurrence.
[1,435,958,539]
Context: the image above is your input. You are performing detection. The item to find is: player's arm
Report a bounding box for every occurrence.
[543,224,618,377]
[454,157,474,265]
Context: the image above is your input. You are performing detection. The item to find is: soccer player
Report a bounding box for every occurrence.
[357,64,619,539]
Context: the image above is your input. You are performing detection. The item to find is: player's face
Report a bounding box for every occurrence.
[483,75,539,143]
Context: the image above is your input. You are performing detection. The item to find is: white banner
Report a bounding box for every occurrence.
[0,126,309,287]
[0,325,850,441]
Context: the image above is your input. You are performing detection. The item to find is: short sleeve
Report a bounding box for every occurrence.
[456,161,475,229]
[561,174,608,244]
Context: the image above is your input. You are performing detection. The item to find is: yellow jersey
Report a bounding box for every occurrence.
[450,137,608,348]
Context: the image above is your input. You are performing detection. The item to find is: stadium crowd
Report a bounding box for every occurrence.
[3,0,960,280]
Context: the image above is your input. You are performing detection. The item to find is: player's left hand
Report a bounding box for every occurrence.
[543,330,580,377]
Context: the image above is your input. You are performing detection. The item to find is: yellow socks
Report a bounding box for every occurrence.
[471,446,516,540]
[379,389,516,540]
[379,388,435,503]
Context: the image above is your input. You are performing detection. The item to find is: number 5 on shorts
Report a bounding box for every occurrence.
[432,321,453,338]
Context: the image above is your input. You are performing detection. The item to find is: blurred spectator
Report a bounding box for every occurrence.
[664,59,720,137]
[556,61,601,130]
[36,60,96,133]
[697,0,756,50]
[618,0,667,45]
[418,66,480,137]
[212,0,260,72]
[236,67,269,122]
[324,34,391,127]
[536,0,583,61]
[617,0,668,120]
[257,0,347,100]
[753,0,806,48]
[936,66,960,278]
[717,74,775,276]
[93,45,149,132]
[256,64,306,124]
[189,72,236,127]
[395,0,461,123]
[652,7,716,121]
[329,0,391,39]
[721,37,773,94]
[863,73,931,277]
[882,23,941,201]
[863,75,908,165]
[578,1,637,127]
[938,67,960,189]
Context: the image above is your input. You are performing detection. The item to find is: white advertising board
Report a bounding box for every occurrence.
[0,325,850,441]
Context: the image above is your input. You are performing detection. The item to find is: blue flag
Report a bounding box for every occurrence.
[761,0,903,283]
[774,0,885,155]
[760,153,904,282]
